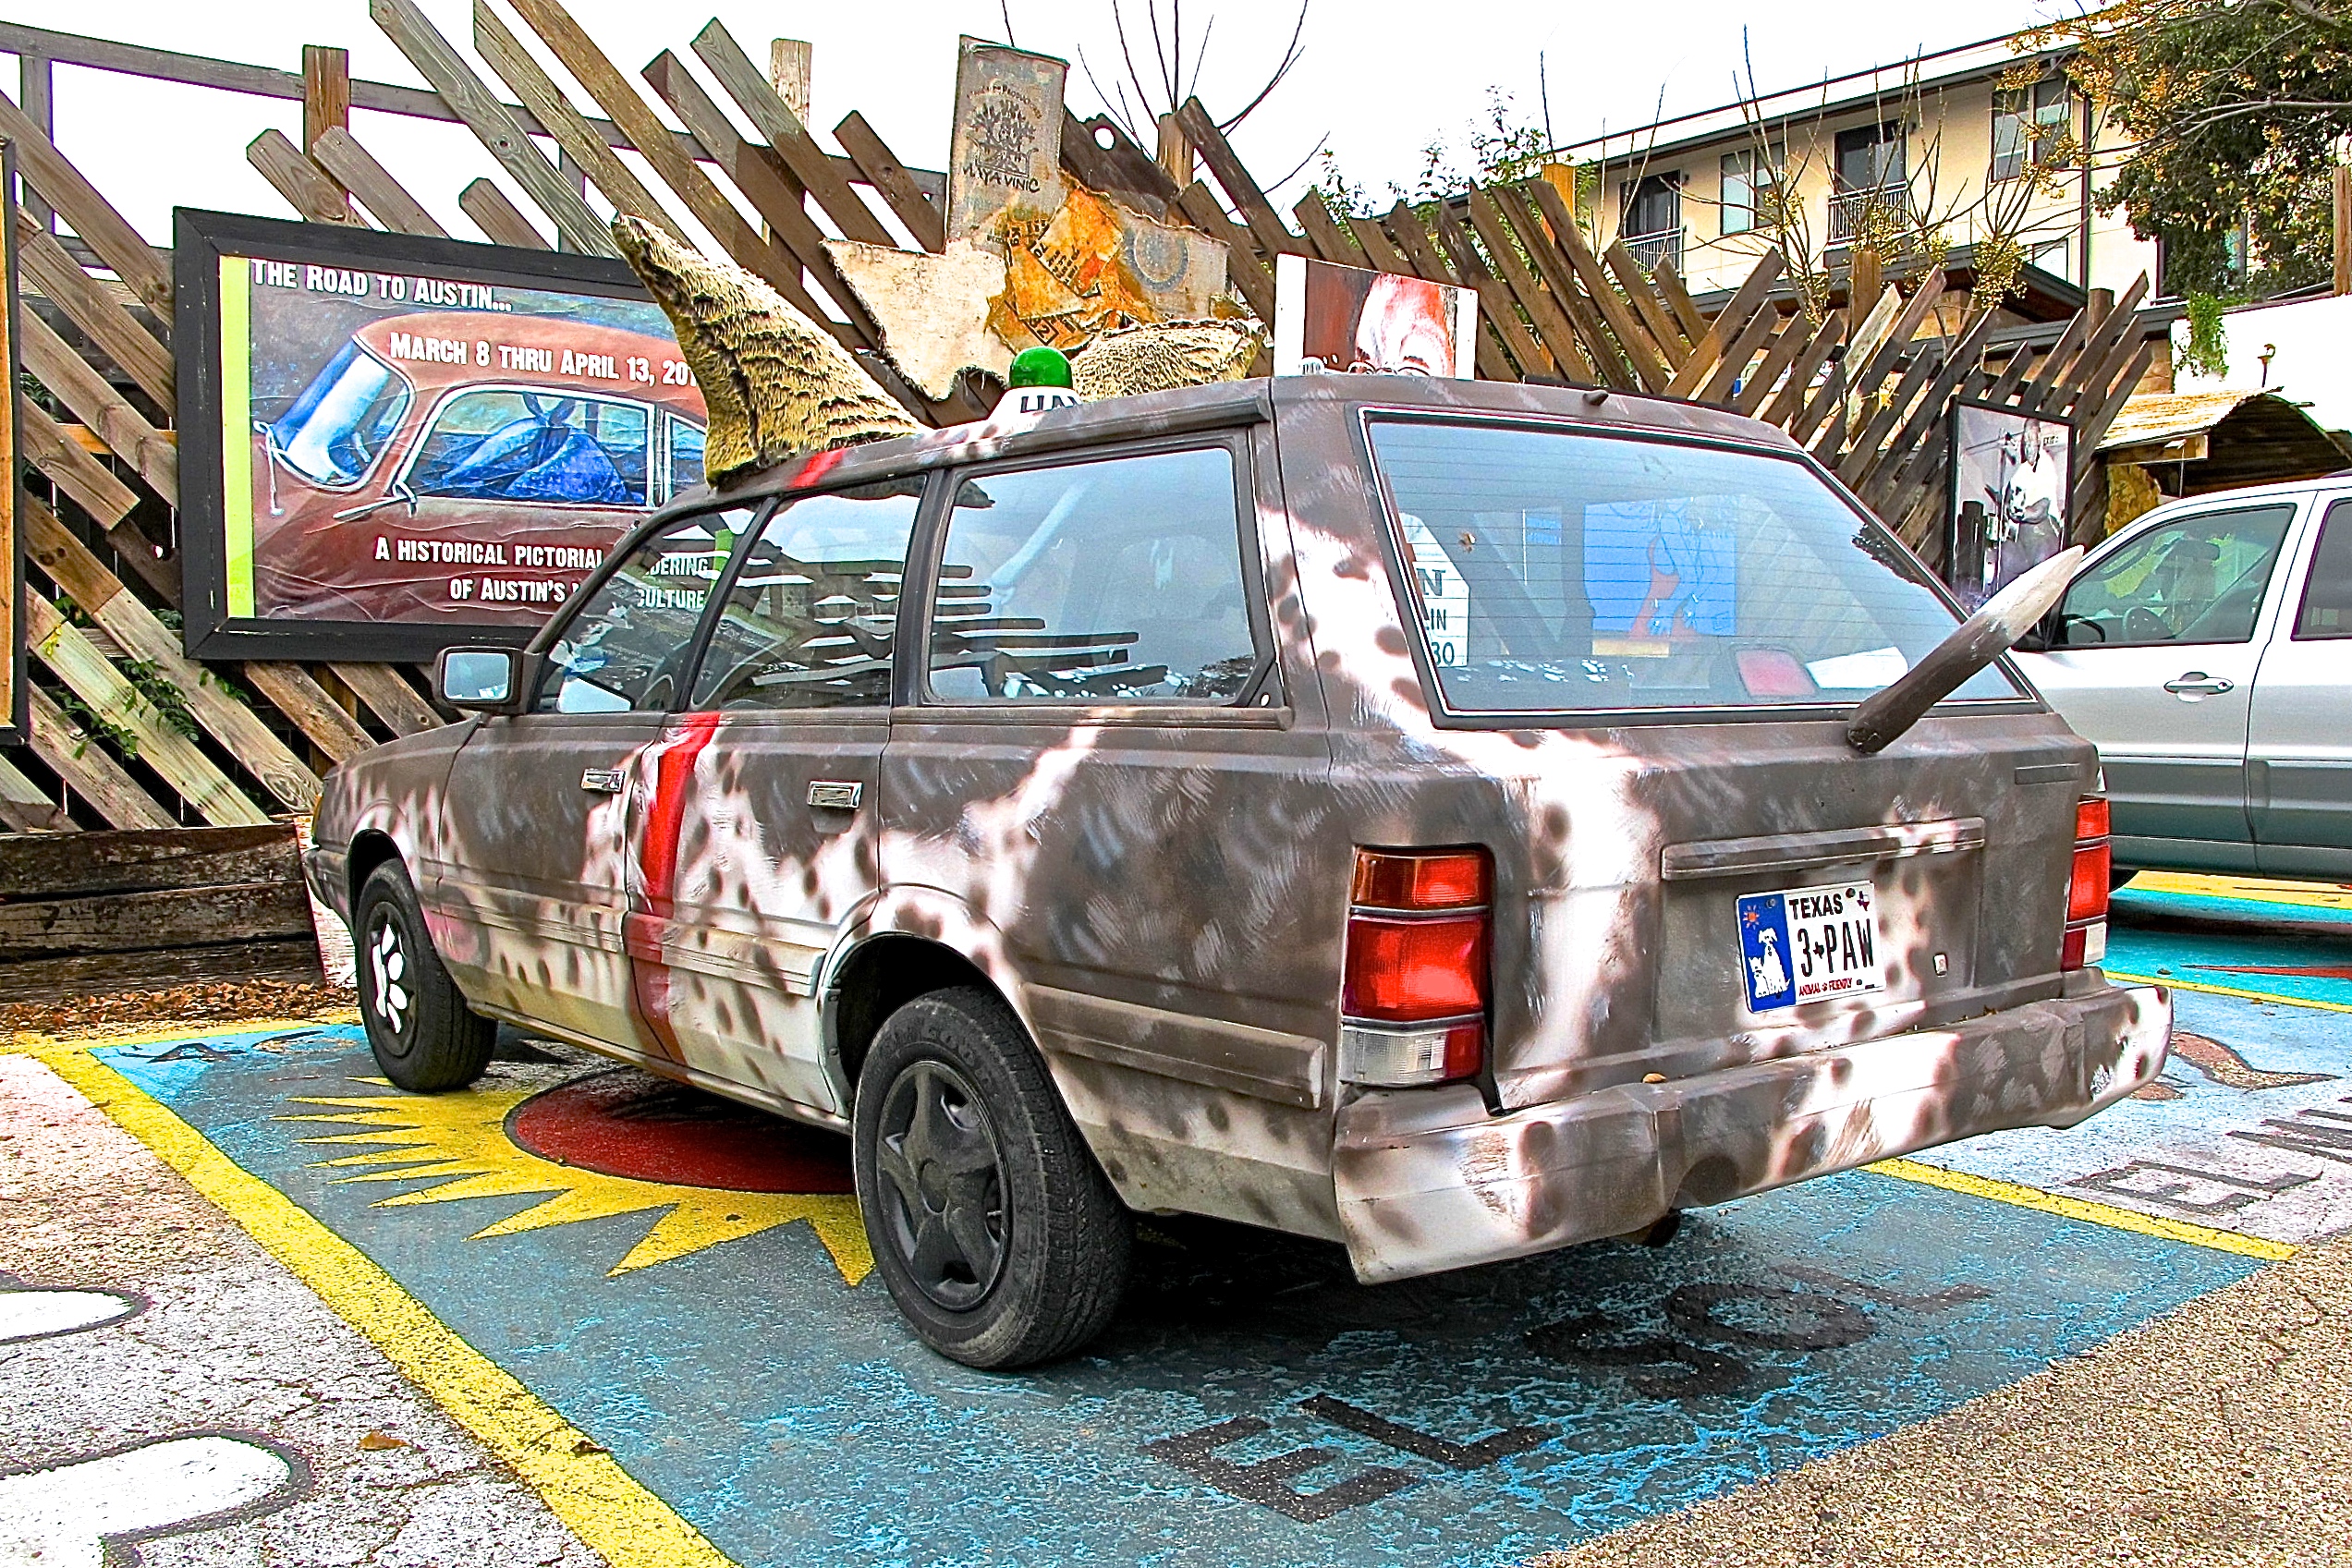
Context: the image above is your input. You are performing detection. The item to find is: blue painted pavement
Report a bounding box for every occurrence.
[88,1025,2263,1568]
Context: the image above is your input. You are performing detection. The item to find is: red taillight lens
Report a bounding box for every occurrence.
[2063,795,2111,969]
[1343,914,1487,1021]
[1343,848,1492,1086]
[1351,849,1489,911]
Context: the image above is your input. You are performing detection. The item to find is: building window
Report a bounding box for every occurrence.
[1830,122,1907,242]
[1992,75,2071,181]
[1721,146,1783,236]
[2029,237,2070,281]
[1620,173,1684,270]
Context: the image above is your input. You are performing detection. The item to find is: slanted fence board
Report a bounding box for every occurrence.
[24,687,177,831]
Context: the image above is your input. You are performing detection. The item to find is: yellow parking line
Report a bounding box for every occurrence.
[2132,871,2352,912]
[7,1038,737,1568]
[1869,1156,2297,1261]
[3,1013,362,1053]
[2106,971,2352,1015]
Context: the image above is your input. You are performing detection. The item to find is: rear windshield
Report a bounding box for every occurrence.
[1367,419,2022,715]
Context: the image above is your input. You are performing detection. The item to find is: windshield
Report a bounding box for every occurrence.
[268,342,412,487]
[1367,419,2022,715]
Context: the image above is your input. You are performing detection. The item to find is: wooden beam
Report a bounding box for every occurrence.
[1517,177,1672,393]
[20,310,179,504]
[25,686,177,830]
[18,391,138,529]
[1758,308,1847,432]
[368,0,618,255]
[24,593,272,826]
[0,881,316,957]
[0,88,171,312]
[302,43,354,217]
[22,497,323,813]
[458,179,551,249]
[0,754,73,833]
[1465,190,1592,382]
[248,128,360,225]
[1664,249,1786,400]
[327,662,440,736]
[0,824,297,898]
[1649,259,1709,346]
[1176,182,1274,322]
[1290,189,1365,264]
[469,0,685,246]
[1729,313,1814,419]
[833,111,945,254]
[689,20,895,248]
[1692,297,1785,407]
[310,127,446,237]
[13,206,174,411]
[1488,182,1635,391]
[1603,240,1691,373]
[640,50,877,342]
[1173,98,1303,261]
[240,662,373,763]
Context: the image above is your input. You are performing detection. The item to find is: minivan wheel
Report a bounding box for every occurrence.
[354,862,494,1093]
[853,987,1131,1368]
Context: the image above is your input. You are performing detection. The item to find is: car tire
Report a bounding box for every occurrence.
[354,862,494,1093]
[852,987,1131,1368]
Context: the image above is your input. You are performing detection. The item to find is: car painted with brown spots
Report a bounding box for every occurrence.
[304,374,2168,1367]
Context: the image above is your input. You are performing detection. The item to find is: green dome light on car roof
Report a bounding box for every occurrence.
[1006,346,1075,391]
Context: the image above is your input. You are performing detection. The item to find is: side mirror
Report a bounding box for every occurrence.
[436,647,522,711]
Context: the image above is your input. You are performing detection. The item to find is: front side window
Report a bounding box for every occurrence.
[1367,419,2023,715]
[410,390,652,506]
[2055,504,2297,648]
[538,506,756,713]
[268,342,413,487]
[927,446,1261,703]
[691,482,922,711]
[2296,499,2352,639]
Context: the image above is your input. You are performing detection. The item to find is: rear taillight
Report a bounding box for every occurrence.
[2062,796,2110,971]
[1341,848,1491,1087]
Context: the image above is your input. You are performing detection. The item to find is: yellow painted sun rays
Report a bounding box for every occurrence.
[281,1080,872,1283]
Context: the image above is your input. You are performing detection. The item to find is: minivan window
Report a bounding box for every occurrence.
[927,447,1260,702]
[691,483,921,710]
[2056,504,2296,648]
[537,505,756,714]
[1366,419,2019,713]
[2295,498,2352,639]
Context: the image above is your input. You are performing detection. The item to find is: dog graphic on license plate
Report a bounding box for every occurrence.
[1737,881,1886,1012]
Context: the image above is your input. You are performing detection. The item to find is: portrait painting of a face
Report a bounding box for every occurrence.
[1273,254,1477,379]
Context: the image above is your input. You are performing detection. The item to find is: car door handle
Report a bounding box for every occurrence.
[2163,673,2236,697]
[807,780,863,810]
[579,766,628,793]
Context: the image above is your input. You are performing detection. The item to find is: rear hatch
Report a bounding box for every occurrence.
[1355,411,2089,1104]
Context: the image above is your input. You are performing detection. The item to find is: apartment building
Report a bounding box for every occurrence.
[1554,31,2161,320]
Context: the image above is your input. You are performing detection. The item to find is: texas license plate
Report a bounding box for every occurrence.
[1736,880,1885,1013]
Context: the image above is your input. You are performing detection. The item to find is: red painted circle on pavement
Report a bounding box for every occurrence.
[507,1071,853,1193]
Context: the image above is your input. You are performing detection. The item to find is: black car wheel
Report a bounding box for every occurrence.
[853,987,1130,1368]
[355,862,494,1093]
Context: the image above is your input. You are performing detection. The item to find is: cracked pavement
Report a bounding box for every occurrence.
[0,1053,603,1568]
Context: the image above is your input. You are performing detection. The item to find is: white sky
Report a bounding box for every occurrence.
[10,0,2067,249]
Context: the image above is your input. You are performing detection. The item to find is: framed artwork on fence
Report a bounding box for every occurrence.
[1273,254,1477,379]
[174,209,708,662]
[1944,400,2074,612]
[2,139,23,746]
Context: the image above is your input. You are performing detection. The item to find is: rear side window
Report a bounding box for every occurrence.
[2056,504,2296,647]
[927,447,1261,702]
[1366,419,2019,714]
[2295,498,2352,639]
[690,483,921,711]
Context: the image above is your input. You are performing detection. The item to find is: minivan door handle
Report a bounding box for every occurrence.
[2163,672,2236,697]
[579,766,628,793]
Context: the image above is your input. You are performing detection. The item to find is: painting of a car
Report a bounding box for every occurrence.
[250,310,708,626]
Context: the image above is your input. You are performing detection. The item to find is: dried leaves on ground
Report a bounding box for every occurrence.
[1,978,358,1039]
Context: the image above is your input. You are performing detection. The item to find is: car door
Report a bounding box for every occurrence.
[435,503,757,1051]
[2027,499,2302,868]
[2251,492,2352,876]
[621,479,925,1112]
[882,432,1341,1218]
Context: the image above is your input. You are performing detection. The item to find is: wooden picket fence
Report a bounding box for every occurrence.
[3,10,2163,842]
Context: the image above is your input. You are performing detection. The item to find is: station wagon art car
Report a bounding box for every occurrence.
[251,310,707,624]
[306,374,2169,1367]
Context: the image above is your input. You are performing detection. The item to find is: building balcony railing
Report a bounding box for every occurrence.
[1621,227,1684,273]
[1828,186,1912,245]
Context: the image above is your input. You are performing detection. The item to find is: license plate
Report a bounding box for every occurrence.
[1736,880,1885,1013]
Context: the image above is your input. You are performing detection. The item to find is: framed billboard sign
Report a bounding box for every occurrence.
[1273,253,1477,378]
[2,138,22,746]
[1944,399,2073,612]
[173,209,707,661]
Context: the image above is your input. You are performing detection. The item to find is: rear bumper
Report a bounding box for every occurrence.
[1332,977,2170,1282]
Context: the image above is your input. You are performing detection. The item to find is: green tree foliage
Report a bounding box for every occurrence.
[2034,0,2352,295]
[1310,87,1550,217]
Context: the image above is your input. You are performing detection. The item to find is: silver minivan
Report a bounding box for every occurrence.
[2017,476,2352,881]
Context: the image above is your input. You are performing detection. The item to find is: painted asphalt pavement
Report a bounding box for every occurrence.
[2,871,2345,1567]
